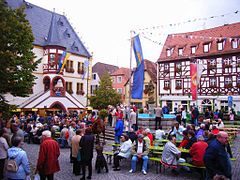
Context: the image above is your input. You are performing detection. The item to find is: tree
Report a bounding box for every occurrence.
[0,1,39,119]
[89,73,121,109]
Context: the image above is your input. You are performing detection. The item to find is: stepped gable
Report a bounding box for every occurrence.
[92,62,119,79]
[6,0,91,58]
[158,22,240,61]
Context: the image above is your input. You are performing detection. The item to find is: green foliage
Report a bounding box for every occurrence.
[0,1,39,117]
[99,109,108,119]
[89,73,121,109]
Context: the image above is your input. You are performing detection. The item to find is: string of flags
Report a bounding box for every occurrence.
[136,10,239,31]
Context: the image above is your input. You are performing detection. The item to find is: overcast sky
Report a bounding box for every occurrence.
[27,0,240,68]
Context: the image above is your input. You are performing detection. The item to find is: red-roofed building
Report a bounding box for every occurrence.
[111,67,130,103]
[157,22,240,113]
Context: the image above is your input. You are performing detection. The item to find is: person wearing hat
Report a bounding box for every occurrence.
[129,134,149,175]
[189,135,208,167]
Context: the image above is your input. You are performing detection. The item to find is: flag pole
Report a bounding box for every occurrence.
[129,31,133,108]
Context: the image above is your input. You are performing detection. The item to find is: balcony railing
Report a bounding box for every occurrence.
[43,64,59,73]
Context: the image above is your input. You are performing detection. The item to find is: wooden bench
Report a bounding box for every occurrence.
[178,162,206,178]
[103,151,114,164]
[149,157,162,173]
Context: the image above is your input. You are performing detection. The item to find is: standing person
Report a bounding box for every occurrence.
[181,108,187,127]
[154,106,162,130]
[191,106,199,126]
[71,129,83,176]
[36,130,60,180]
[68,122,76,163]
[0,129,9,179]
[6,136,30,180]
[204,131,231,179]
[129,109,137,131]
[114,118,124,144]
[107,106,113,127]
[79,127,94,180]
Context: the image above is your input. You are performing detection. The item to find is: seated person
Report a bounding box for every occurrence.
[128,128,137,143]
[170,122,185,141]
[189,135,208,166]
[129,134,149,175]
[145,128,153,146]
[178,130,189,148]
[113,135,132,171]
[183,130,197,149]
[162,135,186,174]
[196,124,205,138]
[143,130,151,148]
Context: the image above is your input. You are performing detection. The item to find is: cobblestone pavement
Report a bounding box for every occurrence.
[23,135,240,180]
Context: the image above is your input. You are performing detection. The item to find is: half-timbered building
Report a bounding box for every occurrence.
[157,22,240,113]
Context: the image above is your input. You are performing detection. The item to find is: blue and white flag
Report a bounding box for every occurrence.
[82,60,89,80]
[131,34,144,99]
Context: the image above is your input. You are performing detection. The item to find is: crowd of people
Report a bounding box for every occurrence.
[0,103,237,180]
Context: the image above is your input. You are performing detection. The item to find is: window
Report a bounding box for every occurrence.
[164,80,170,90]
[77,83,84,95]
[178,48,183,56]
[224,77,232,87]
[49,54,56,64]
[203,43,210,53]
[117,88,122,94]
[66,81,73,94]
[93,73,97,80]
[237,76,240,84]
[91,85,98,94]
[117,76,122,83]
[175,62,181,72]
[191,46,196,54]
[217,41,224,51]
[209,59,216,69]
[164,63,169,72]
[167,49,171,57]
[232,39,238,49]
[78,62,84,74]
[66,60,74,73]
[209,77,217,87]
[223,58,232,67]
[175,80,182,89]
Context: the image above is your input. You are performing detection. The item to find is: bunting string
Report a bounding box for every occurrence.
[136,10,239,32]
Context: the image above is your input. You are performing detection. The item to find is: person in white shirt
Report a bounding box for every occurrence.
[113,135,132,171]
[155,126,165,141]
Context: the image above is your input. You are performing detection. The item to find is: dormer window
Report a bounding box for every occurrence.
[217,41,224,51]
[203,43,210,53]
[167,49,171,57]
[191,46,196,54]
[178,48,183,56]
[232,39,238,49]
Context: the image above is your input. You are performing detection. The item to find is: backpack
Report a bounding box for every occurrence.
[6,158,18,172]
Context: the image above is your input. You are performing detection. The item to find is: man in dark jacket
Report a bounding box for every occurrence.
[79,127,94,180]
[204,131,231,179]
